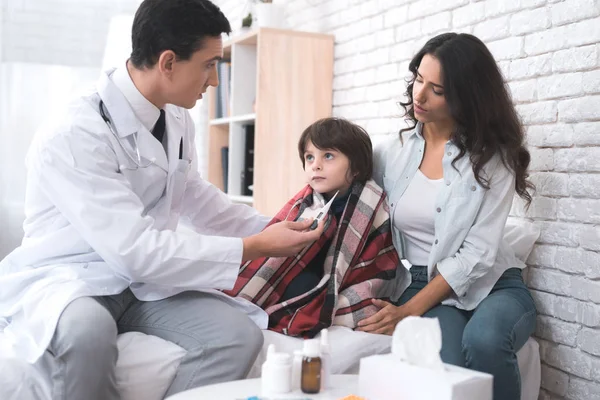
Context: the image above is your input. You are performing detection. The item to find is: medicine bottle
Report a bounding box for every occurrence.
[291,349,304,390]
[261,344,292,395]
[320,328,331,389]
[301,339,322,394]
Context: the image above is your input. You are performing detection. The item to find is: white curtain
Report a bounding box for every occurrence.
[0,63,99,257]
[0,6,209,258]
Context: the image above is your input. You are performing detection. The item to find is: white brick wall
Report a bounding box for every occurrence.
[2,0,600,397]
[211,1,600,398]
[0,0,143,257]
[1,0,140,66]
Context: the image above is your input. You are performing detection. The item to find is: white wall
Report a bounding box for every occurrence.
[1,0,139,66]
[213,1,600,399]
[0,0,209,257]
[0,0,139,257]
[0,63,99,255]
[2,0,600,397]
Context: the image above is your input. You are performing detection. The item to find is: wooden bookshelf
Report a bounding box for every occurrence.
[206,28,334,217]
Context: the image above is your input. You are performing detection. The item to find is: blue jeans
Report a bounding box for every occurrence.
[396,266,537,400]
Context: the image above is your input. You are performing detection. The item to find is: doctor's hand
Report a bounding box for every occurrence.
[242,218,325,261]
[355,300,413,335]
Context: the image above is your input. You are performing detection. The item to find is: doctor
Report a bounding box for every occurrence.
[0,0,324,399]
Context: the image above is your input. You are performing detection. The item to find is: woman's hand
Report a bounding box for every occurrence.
[356,299,413,335]
[357,274,454,335]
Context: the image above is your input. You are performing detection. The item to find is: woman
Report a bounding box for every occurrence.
[358,33,537,400]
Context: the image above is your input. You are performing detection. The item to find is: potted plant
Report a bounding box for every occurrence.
[240,0,254,30]
[255,0,283,28]
[242,12,253,29]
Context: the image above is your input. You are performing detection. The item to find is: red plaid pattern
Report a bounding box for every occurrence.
[224,180,399,338]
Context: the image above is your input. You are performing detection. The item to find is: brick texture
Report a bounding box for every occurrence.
[3,0,600,397]
[211,1,600,398]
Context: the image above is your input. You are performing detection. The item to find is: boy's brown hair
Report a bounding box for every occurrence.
[297,117,373,183]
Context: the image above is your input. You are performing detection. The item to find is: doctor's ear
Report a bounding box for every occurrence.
[157,50,177,75]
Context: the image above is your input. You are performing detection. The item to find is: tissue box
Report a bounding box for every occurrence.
[358,354,492,400]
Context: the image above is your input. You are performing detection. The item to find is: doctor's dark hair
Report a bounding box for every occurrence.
[130,0,231,69]
[399,33,534,206]
[298,118,373,184]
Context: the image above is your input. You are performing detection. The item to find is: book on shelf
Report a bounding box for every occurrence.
[221,146,229,193]
[215,61,231,119]
[241,124,254,196]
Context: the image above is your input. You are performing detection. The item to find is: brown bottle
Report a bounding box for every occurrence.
[301,339,322,394]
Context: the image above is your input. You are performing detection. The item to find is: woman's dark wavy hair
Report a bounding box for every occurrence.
[399,33,534,205]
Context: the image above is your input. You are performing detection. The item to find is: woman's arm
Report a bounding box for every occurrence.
[403,273,454,315]
[435,158,516,298]
[357,158,516,335]
[371,133,397,187]
[356,273,453,335]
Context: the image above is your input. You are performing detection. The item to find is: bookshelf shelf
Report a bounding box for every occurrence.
[206,28,334,216]
[228,194,254,205]
[209,113,256,126]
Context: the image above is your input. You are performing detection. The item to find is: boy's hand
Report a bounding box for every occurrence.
[242,218,325,261]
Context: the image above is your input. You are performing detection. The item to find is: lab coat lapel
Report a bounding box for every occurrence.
[135,125,169,172]
[165,108,185,177]
[97,69,168,172]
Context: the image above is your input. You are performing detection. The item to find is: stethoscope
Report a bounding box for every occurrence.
[99,99,156,169]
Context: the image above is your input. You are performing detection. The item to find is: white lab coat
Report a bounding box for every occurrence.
[0,69,270,363]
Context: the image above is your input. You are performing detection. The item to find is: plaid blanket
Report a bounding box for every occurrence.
[224,180,399,338]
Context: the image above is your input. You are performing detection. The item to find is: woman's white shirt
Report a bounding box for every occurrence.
[373,122,524,310]
[394,169,445,267]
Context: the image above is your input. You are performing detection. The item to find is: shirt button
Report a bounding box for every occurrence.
[434,239,439,244]
[471,186,476,191]
[446,181,451,186]
[391,203,394,207]
[447,152,452,156]
[436,207,441,212]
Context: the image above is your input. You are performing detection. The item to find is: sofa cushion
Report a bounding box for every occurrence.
[116,332,186,400]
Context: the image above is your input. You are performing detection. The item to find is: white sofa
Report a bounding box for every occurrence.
[121,217,542,400]
[0,328,540,400]
[0,218,541,400]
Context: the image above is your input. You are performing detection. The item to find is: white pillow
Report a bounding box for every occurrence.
[52,218,539,400]
[504,217,541,262]
[247,326,393,378]
[0,357,51,400]
[116,332,186,400]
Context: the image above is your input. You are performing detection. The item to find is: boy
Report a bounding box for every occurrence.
[226,118,400,338]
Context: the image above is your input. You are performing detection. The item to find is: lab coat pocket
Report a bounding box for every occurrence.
[120,163,168,207]
[168,160,191,212]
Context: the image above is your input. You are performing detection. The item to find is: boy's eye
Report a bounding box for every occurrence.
[305,154,314,161]
[324,153,334,160]
[206,62,216,69]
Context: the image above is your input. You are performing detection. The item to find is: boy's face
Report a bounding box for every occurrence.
[303,140,353,199]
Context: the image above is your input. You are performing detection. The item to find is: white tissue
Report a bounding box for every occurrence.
[391,316,445,371]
